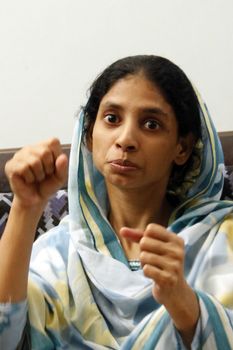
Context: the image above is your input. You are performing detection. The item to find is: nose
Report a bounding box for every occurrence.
[115,122,138,152]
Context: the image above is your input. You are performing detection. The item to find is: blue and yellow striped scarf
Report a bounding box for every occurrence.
[24,90,233,349]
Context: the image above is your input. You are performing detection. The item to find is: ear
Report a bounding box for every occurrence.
[174,133,196,166]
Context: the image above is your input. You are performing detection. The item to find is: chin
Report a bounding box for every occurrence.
[106,175,138,190]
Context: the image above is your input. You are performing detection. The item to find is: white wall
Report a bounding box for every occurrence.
[0,0,233,148]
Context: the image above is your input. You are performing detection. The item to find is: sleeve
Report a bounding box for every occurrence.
[0,300,28,350]
[122,291,233,349]
[173,291,233,349]
[0,226,71,349]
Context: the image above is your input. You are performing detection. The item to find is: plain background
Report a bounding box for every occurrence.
[0,0,233,148]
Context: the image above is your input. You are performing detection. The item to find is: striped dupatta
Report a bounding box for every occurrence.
[26,89,233,349]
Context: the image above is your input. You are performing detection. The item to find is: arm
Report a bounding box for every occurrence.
[0,138,68,302]
[121,289,233,350]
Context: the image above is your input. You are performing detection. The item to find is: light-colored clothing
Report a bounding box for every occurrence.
[1,89,233,349]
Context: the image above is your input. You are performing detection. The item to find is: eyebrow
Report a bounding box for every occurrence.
[101,102,169,117]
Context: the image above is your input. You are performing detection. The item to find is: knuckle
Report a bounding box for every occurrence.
[139,251,147,263]
[20,163,32,177]
[4,160,11,175]
[169,275,177,287]
[5,158,24,178]
[177,236,184,247]
[48,137,60,149]
[180,247,185,259]
[30,157,41,169]
[172,261,180,274]
[139,237,147,250]
[156,274,166,286]
[160,272,174,287]
[40,146,51,158]
[176,246,184,260]
[143,264,150,275]
[12,149,24,161]
[145,223,155,233]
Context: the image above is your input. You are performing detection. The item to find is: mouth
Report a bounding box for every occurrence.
[108,159,139,172]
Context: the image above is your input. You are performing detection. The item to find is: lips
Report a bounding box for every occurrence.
[110,159,138,167]
[108,159,139,174]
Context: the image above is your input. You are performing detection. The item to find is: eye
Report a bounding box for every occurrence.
[144,119,160,130]
[104,114,119,124]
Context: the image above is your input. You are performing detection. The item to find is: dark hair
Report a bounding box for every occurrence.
[83,55,201,140]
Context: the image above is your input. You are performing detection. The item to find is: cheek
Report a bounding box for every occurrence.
[146,141,178,169]
[91,135,106,172]
[91,128,102,153]
[92,125,114,158]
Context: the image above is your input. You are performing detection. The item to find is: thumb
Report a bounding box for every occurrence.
[119,227,144,243]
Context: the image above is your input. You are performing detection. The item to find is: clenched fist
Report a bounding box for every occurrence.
[120,224,200,344]
[5,138,68,208]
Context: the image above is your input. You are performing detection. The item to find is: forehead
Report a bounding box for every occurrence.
[99,74,174,116]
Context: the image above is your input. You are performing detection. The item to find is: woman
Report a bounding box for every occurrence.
[0,55,233,349]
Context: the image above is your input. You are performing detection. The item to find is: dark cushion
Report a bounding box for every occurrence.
[221,166,233,200]
[0,190,68,239]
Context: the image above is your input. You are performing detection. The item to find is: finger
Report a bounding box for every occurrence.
[30,138,63,179]
[140,237,185,265]
[37,146,55,176]
[144,223,171,242]
[39,153,68,198]
[47,138,63,163]
[140,237,167,255]
[145,224,184,247]
[7,144,53,183]
[5,158,35,184]
[143,264,176,287]
[9,172,34,194]
[140,251,181,275]
[28,155,46,182]
[34,138,61,177]
[120,227,144,243]
[140,251,163,269]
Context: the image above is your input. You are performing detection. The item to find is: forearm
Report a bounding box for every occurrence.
[0,139,67,301]
[173,291,233,349]
[164,284,200,348]
[0,199,44,302]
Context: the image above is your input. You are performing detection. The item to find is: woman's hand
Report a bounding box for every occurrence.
[123,224,186,303]
[5,138,68,209]
[0,138,68,302]
[120,224,200,347]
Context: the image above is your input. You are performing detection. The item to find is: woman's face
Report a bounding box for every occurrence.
[89,74,192,193]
